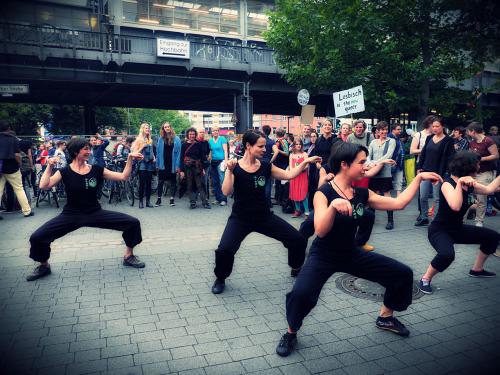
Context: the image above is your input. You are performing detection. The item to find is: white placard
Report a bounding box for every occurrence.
[0,84,29,94]
[333,85,365,117]
[157,38,190,59]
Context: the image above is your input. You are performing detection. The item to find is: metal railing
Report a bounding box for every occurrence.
[0,22,277,67]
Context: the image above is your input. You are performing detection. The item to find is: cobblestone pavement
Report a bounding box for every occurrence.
[1,196,499,375]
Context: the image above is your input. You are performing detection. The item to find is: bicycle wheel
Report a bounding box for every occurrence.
[101,179,111,198]
[124,180,135,206]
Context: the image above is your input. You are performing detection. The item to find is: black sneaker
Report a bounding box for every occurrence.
[375,316,410,337]
[211,278,225,294]
[123,255,145,268]
[419,279,433,294]
[26,264,51,281]
[276,332,297,357]
[414,217,429,226]
[169,198,175,206]
[190,202,196,209]
[468,269,496,278]
[24,211,35,218]
[290,267,301,277]
[155,198,161,207]
[203,203,211,209]
[385,221,394,230]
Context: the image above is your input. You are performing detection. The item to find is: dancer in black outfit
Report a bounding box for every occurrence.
[276,142,442,356]
[419,151,500,294]
[211,130,321,294]
[27,138,146,281]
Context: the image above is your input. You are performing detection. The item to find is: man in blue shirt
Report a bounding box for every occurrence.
[208,126,228,206]
[89,133,110,167]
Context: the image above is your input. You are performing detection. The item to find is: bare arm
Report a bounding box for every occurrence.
[481,143,499,162]
[368,172,442,210]
[463,175,500,195]
[318,167,334,188]
[410,133,422,155]
[39,158,62,190]
[271,156,321,181]
[440,180,464,211]
[223,142,228,162]
[221,159,237,196]
[103,152,143,181]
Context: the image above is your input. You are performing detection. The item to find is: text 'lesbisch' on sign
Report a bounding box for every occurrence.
[157,38,190,59]
[333,85,365,117]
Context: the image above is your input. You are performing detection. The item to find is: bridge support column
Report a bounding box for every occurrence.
[84,105,97,134]
[235,94,253,134]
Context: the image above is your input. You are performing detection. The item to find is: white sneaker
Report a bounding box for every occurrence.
[475,222,483,227]
[220,201,227,206]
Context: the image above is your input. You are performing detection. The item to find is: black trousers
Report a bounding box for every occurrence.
[138,170,153,202]
[428,223,499,272]
[214,213,307,280]
[157,170,177,198]
[186,164,207,204]
[29,209,142,263]
[286,246,413,331]
[299,208,375,247]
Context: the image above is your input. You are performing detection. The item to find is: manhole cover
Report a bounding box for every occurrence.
[335,274,424,302]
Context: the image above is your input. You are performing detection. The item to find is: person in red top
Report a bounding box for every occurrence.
[37,144,48,168]
[467,122,499,227]
[289,139,309,217]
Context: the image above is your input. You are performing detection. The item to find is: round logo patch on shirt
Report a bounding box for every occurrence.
[352,202,365,220]
[256,176,266,187]
[88,177,97,188]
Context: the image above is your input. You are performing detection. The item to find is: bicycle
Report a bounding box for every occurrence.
[108,157,134,206]
[35,169,60,208]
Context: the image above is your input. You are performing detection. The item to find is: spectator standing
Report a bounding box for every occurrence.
[467,122,499,226]
[452,126,469,151]
[388,124,405,197]
[180,127,210,209]
[339,123,351,142]
[271,128,290,205]
[368,121,397,229]
[208,126,229,206]
[89,133,109,168]
[302,124,312,153]
[261,125,275,205]
[0,122,33,218]
[156,122,181,207]
[133,123,156,209]
[415,117,455,226]
[289,139,310,218]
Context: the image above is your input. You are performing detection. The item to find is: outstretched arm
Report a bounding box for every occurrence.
[39,158,62,190]
[368,172,442,211]
[271,156,321,181]
[221,159,237,196]
[103,152,143,181]
[461,175,500,195]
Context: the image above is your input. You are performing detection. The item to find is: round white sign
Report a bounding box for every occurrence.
[297,89,310,106]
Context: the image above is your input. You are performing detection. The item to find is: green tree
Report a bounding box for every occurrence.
[0,103,52,135]
[127,108,192,135]
[50,105,84,135]
[95,107,127,133]
[266,0,500,125]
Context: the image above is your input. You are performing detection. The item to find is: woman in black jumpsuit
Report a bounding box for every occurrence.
[276,142,442,357]
[211,130,321,294]
[27,138,146,281]
[418,151,500,294]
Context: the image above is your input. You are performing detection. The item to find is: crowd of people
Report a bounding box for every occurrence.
[1,116,499,359]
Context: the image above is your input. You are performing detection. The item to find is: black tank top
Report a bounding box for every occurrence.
[312,183,369,253]
[231,160,272,218]
[432,177,474,228]
[60,165,103,213]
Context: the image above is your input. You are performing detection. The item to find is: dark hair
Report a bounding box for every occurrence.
[242,129,265,150]
[431,116,443,127]
[376,121,389,131]
[353,120,367,130]
[125,135,136,144]
[276,128,285,137]
[310,130,318,137]
[0,121,10,132]
[185,127,198,138]
[448,151,480,177]
[56,140,66,147]
[262,125,271,136]
[391,123,402,132]
[329,142,368,175]
[453,126,466,137]
[287,133,295,143]
[422,115,437,129]
[67,137,91,159]
[467,121,484,134]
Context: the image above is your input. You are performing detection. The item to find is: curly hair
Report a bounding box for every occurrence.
[448,151,480,177]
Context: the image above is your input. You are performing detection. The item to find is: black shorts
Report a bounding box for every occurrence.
[369,177,393,193]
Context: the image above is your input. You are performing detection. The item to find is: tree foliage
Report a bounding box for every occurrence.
[266,0,500,124]
[0,103,52,135]
[127,108,192,135]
